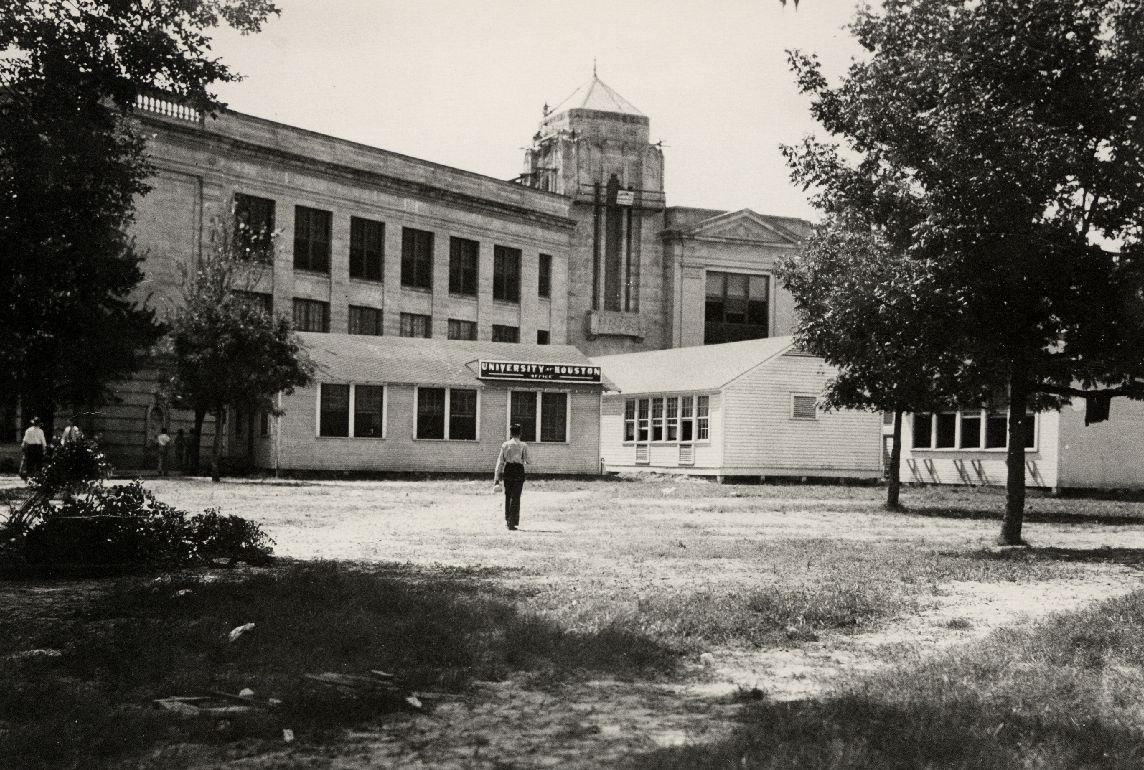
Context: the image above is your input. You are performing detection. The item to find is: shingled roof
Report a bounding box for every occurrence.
[299,332,600,387]
[591,337,796,394]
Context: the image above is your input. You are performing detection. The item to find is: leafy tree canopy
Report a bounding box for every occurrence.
[0,0,279,428]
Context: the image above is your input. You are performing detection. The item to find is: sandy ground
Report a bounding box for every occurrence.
[121,478,1144,769]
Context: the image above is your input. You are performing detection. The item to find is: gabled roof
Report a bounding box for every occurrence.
[591,337,796,394]
[549,75,644,117]
[299,332,598,387]
[673,208,813,245]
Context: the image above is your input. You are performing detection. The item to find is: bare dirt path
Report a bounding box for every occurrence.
[136,478,1144,769]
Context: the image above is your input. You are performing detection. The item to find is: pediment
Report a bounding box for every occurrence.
[686,209,805,245]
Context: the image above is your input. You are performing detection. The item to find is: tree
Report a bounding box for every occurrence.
[780,227,982,510]
[169,224,312,482]
[786,0,1144,544]
[0,1,279,433]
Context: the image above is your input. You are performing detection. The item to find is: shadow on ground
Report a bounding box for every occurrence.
[629,693,1143,770]
[961,545,1144,567]
[0,560,679,770]
[894,505,1144,527]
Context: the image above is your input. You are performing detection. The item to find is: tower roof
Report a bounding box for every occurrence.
[549,74,644,117]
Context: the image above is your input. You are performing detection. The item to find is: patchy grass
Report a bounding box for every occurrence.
[0,561,677,770]
[635,589,1144,769]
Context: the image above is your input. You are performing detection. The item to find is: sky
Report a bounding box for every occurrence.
[208,1,867,221]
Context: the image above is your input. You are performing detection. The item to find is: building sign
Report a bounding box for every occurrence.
[615,190,636,207]
[478,360,602,384]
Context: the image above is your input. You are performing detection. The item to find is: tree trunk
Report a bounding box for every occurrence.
[210,407,224,483]
[886,410,903,510]
[1000,364,1030,546]
[189,408,205,475]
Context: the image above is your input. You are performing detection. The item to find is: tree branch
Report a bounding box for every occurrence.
[1033,381,1144,399]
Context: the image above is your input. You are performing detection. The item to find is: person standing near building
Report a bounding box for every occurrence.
[21,417,47,479]
[61,414,84,444]
[156,427,172,476]
[493,423,531,531]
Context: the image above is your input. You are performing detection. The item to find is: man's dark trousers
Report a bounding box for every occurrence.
[503,462,525,529]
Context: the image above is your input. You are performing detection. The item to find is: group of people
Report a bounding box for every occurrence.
[18,415,184,479]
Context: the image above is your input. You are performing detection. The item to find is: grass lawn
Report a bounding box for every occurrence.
[3,475,1144,768]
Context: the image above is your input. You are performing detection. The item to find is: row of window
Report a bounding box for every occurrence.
[704,271,771,345]
[317,384,569,442]
[239,295,550,343]
[234,194,553,301]
[912,410,1036,451]
[623,396,711,443]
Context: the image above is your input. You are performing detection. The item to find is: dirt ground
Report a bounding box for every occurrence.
[126,477,1144,769]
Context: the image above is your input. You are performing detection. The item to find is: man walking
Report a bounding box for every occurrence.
[493,423,531,531]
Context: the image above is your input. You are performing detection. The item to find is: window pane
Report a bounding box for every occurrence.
[353,385,384,438]
[492,324,519,343]
[959,414,982,448]
[493,245,521,303]
[400,313,431,338]
[350,217,384,281]
[538,253,552,298]
[651,398,663,441]
[912,414,932,448]
[540,392,567,442]
[319,384,349,437]
[294,206,331,272]
[293,299,329,332]
[233,193,275,262]
[624,399,635,442]
[402,228,434,289]
[985,413,1007,448]
[449,237,478,295]
[680,396,693,441]
[536,330,550,345]
[449,389,477,440]
[697,395,709,440]
[725,273,748,298]
[705,272,724,298]
[447,318,476,340]
[417,388,445,439]
[348,305,382,336]
[510,391,537,442]
[666,397,678,441]
[935,413,956,448]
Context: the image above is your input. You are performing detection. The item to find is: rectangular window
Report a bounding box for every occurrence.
[509,391,538,442]
[637,398,650,442]
[293,205,332,273]
[447,318,477,341]
[349,216,384,281]
[232,290,272,314]
[697,395,710,440]
[984,412,1008,449]
[912,414,933,448]
[540,392,568,442]
[536,330,550,345]
[792,395,818,420]
[348,305,383,336]
[651,398,664,442]
[416,387,446,439]
[680,397,694,441]
[292,298,329,332]
[704,271,770,344]
[233,193,275,262]
[624,399,636,442]
[401,227,434,290]
[959,412,982,449]
[666,397,678,441]
[319,383,349,437]
[538,253,552,298]
[492,324,519,343]
[400,312,431,338]
[354,384,385,438]
[449,389,478,441]
[448,237,478,296]
[934,413,957,448]
[493,245,521,303]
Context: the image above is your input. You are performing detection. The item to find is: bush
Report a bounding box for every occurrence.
[16,482,275,570]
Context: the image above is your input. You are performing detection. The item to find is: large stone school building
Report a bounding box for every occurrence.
[5,75,814,474]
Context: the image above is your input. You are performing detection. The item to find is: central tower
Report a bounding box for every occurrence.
[520,74,667,353]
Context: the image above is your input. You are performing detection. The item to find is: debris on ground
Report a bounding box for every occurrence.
[155,689,279,717]
[227,622,255,642]
[303,670,426,711]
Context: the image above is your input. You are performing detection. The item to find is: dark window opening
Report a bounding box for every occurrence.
[354,384,385,438]
[348,305,383,336]
[540,392,567,442]
[536,330,550,345]
[401,228,434,289]
[416,387,445,439]
[319,384,349,437]
[447,319,476,340]
[449,237,478,296]
[349,216,384,281]
[293,298,329,332]
[293,206,332,273]
[704,271,769,344]
[449,389,477,441]
[233,193,275,262]
[538,253,552,298]
[509,391,537,442]
[400,313,431,338]
[492,324,519,343]
[493,245,521,303]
